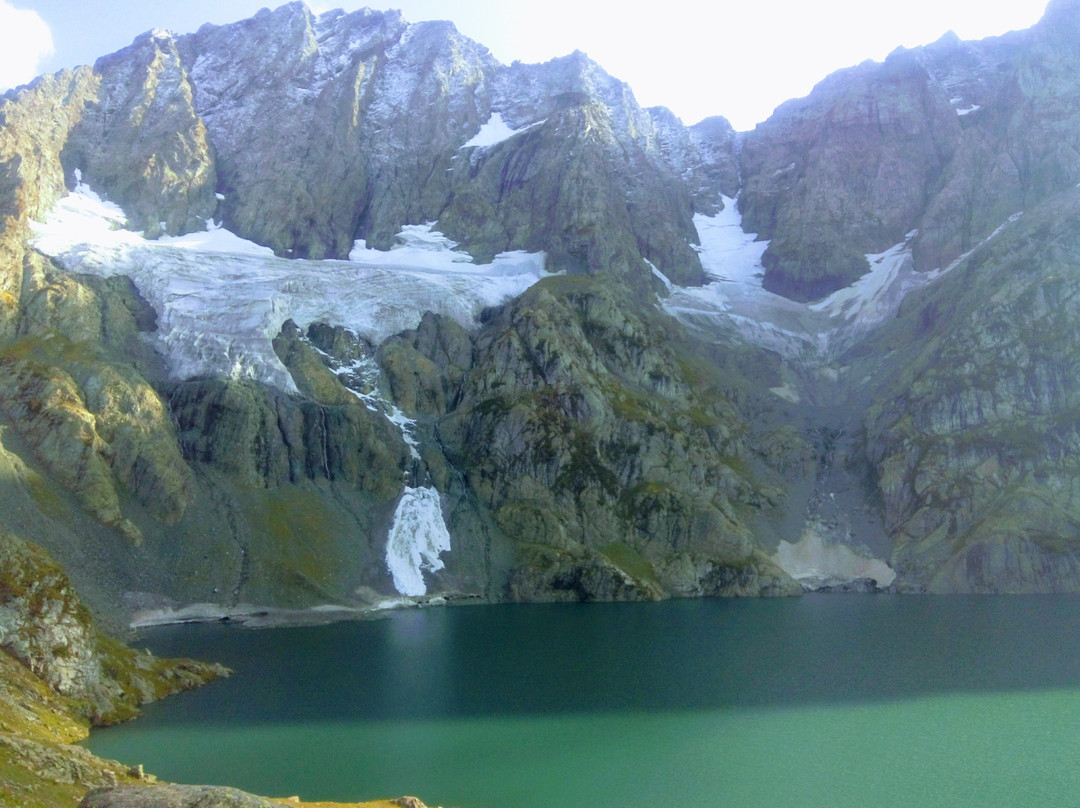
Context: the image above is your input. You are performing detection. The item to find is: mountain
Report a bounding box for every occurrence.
[2,0,1080,638]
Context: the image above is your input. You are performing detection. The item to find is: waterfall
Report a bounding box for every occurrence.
[385,486,452,597]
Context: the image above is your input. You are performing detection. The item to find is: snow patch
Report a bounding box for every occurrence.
[690,196,769,284]
[28,178,130,253]
[385,486,452,597]
[647,259,672,290]
[664,196,824,357]
[950,96,983,116]
[384,404,420,460]
[769,384,801,404]
[460,112,545,149]
[807,236,915,324]
[158,219,275,256]
[349,221,471,266]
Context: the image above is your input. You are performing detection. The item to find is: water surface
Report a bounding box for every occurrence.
[87,595,1080,806]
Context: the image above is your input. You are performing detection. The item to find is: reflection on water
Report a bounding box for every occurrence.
[86,596,1080,807]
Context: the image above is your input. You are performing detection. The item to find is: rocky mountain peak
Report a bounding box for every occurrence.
[4,2,1080,621]
[735,0,1080,300]
[1042,0,1080,23]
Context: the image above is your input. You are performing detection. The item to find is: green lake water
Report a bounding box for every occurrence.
[85,595,1080,807]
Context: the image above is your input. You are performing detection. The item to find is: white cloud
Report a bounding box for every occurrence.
[0,1,54,92]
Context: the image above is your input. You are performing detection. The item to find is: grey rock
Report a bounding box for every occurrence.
[80,784,280,808]
[649,107,740,213]
[855,186,1080,592]
[436,276,802,598]
[0,529,227,724]
[65,30,217,237]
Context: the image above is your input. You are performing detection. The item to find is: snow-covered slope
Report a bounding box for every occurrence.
[30,181,547,393]
[459,112,545,150]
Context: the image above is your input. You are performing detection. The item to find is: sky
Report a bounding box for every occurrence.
[7,0,1053,130]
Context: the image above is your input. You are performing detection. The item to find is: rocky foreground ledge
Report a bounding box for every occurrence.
[80,785,435,808]
[0,529,446,808]
[0,530,229,808]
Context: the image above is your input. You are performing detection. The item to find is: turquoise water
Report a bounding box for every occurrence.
[86,596,1080,807]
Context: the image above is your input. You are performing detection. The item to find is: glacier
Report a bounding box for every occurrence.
[28,179,553,602]
[26,180,542,603]
[29,181,548,393]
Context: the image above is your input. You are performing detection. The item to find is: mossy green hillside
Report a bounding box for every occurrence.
[854,187,1080,591]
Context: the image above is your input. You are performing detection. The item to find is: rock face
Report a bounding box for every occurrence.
[0,69,101,337]
[856,187,1080,592]
[438,52,705,287]
[79,785,434,808]
[434,276,802,599]
[64,31,217,238]
[4,0,1080,610]
[651,111,741,214]
[738,54,960,300]
[80,785,282,808]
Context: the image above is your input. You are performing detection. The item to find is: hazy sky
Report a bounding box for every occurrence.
[9,0,1053,130]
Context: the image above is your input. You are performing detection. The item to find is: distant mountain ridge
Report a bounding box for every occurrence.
[2,0,1080,628]
[741,0,1080,301]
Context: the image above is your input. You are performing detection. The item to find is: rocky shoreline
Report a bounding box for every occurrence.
[78,785,438,808]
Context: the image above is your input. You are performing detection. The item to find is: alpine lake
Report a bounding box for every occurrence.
[85,595,1080,807]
